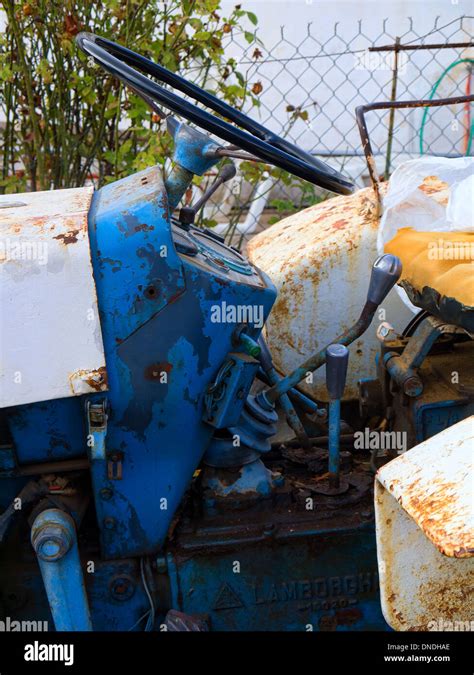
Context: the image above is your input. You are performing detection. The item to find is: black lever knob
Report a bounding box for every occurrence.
[217,163,237,182]
[326,343,349,400]
[366,254,402,306]
[178,206,195,230]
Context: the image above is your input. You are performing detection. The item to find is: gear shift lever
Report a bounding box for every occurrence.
[326,344,349,489]
[263,254,402,403]
[366,254,403,305]
[227,254,402,460]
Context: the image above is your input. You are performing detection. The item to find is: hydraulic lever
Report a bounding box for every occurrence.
[227,254,402,459]
[178,163,236,229]
[325,344,349,489]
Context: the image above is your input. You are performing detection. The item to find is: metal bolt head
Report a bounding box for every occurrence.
[376,321,396,342]
[403,375,423,397]
[103,517,116,530]
[99,488,113,501]
[32,523,72,562]
[109,575,135,601]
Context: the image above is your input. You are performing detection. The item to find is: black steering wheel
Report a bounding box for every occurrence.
[76,32,354,195]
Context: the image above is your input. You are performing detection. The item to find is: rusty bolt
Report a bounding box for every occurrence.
[109,575,135,601]
[403,376,423,397]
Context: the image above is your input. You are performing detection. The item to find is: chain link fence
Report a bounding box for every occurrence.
[194,13,473,247]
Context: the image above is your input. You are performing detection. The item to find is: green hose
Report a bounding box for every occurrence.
[419,58,474,156]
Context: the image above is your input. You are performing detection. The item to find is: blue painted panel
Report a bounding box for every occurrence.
[415,399,474,443]
[168,527,387,631]
[86,163,276,558]
[93,258,275,558]
[7,398,86,464]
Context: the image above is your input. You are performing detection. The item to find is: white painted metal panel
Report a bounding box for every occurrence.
[375,417,474,631]
[247,184,414,401]
[0,187,108,407]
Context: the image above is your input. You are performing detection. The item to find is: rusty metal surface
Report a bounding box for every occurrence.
[375,416,474,631]
[369,41,474,52]
[247,185,413,401]
[355,94,474,210]
[0,187,107,407]
[375,481,474,631]
[376,415,473,558]
[69,366,108,395]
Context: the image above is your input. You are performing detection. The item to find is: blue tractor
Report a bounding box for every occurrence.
[0,33,472,632]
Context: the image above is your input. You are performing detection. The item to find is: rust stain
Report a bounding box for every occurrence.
[377,423,474,559]
[0,188,94,231]
[85,366,108,391]
[247,185,387,399]
[248,185,387,264]
[396,477,473,558]
[375,471,474,632]
[331,219,349,230]
[335,608,363,626]
[145,362,173,381]
[53,228,81,245]
[69,366,108,394]
[418,175,449,194]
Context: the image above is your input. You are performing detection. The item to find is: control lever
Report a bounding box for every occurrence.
[258,335,311,449]
[261,254,402,403]
[325,344,349,489]
[179,163,236,229]
[366,254,403,305]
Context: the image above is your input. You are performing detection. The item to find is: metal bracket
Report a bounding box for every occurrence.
[384,316,457,397]
[203,353,260,429]
[355,94,474,216]
[86,400,107,461]
[86,399,123,481]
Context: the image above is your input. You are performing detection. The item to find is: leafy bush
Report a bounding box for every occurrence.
[0,0,260,192]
